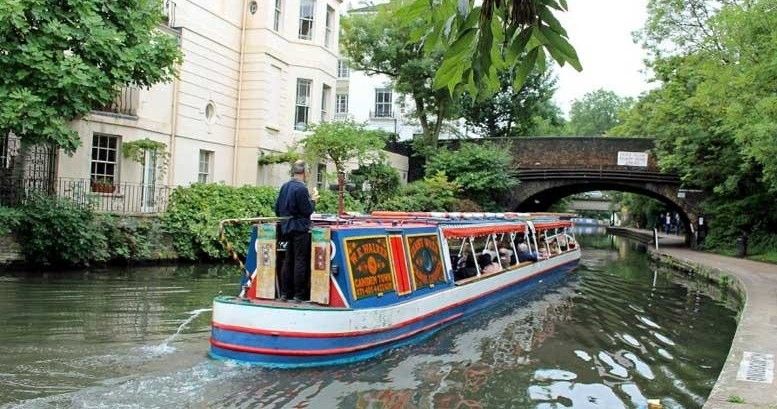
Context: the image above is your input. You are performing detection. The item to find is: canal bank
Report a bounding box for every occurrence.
[610,227,777,408]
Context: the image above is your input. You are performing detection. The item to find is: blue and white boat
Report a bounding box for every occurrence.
[210,211,580,368]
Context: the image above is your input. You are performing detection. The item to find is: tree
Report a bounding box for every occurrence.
[340,3,457,150]
[302,120,387,214]
[0,0,181,152]
[612,0,777,249]
[566,89,633,136]
[457,68,564,137]
[396,0,581,98]
[425,142,518,209]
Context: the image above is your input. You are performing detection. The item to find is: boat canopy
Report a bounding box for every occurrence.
[441,223,526,238]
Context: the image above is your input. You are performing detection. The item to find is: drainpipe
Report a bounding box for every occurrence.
[232,0,249,186]
[168,50,181,186]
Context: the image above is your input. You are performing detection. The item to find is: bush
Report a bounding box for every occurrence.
[377,172,460,212]
[98,215,172,262]
[348,161,401,212]
[13,195,109,266]
[451,198,483,212]
[0,206,23,235]
[425,142,518,208]
[163,183,278,260]
[315,189,365,214]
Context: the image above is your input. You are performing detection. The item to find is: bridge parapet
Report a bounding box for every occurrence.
[510,137,660,171]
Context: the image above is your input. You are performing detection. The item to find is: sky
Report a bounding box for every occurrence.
[553,0,654,116]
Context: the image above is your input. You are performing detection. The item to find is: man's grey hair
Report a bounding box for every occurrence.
[292,160,306,175]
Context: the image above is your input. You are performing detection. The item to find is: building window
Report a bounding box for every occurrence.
[325,6,334,48]
[298,0,315,40]
[374,88,393,118]
[316,163,327,190]
[295,78,312,130]
[335,93,348,114]
[321,84,331,122]
[337,60,349,78]
[273,0,282,31]
[90,134,120,190]
[198,150,213,183]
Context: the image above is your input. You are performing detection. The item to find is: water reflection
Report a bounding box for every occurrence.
[0,236,738,409]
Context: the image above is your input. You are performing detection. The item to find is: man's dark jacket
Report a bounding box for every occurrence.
[274,179,314,235]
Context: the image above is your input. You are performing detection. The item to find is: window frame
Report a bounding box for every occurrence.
[337,60,349,78]
[295,78,312,130]
[325,6,334,48]
[198,149,213,184]
[298,0,315,40]
[374,88,393,118]
[335,93,348,114]
[321,84,331,122]
[273,0,283,31]
[90,133,121,189]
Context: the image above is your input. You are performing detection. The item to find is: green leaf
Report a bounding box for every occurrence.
[513,48,539,90]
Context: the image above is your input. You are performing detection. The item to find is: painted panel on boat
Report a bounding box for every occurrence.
[310,227,331,304]
[332,227,454,308]
[388,235,412,295]
[255,224,277,299]
[344,236,396,300]
[406,234,446,289]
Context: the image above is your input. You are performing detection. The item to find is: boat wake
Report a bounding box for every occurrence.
[140,308,212,356]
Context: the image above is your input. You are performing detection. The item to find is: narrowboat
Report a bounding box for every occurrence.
[209,211,580,368]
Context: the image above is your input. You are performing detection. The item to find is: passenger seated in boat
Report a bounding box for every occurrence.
[481,242,498,262]
[454,248,478,280]
[558,234,569,251]
[499,247,515,266]
[479,253,501,274]
[567,235,577,249]
[516,243,538,262]
[548,238,561,255]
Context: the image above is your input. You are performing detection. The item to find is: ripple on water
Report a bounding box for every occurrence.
[529,381,627,409]
[597,351,629,378]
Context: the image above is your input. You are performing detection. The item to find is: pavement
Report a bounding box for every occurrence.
[610,227,777,408]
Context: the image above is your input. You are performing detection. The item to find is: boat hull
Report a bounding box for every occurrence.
[209,250,580,367]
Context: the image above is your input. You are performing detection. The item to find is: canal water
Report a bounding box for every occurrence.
[0,234,739,409]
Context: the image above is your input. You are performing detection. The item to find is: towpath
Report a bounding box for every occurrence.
[608,227,777,408]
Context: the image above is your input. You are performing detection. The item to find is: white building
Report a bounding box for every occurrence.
[46,0,408,213]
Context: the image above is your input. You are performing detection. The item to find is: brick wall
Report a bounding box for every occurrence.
[511,137,660,170]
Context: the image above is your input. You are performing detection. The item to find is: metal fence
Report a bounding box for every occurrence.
[94,87,140,117]
[1,177,174,215]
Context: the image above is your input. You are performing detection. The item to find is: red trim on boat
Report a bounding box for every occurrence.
[442,224,526,238]
[210,312,464,356]
[212,255,578,338]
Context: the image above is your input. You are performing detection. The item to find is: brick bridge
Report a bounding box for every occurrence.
[500,137,705,243]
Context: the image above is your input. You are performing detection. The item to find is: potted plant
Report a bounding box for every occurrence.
[91,177,116,193]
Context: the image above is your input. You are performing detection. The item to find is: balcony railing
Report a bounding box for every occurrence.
[0,177,173,215]
[94,87,140,117]
[369,110,394,119]
[333,112,349,121]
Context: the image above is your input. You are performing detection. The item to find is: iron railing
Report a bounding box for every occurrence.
[94,87,140,117]
[1,177,173,215]
[369,109,394,119]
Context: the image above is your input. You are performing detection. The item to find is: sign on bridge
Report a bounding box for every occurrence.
[617,151,649,167]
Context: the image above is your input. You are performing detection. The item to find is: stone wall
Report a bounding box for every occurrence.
[0,234,23,264]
